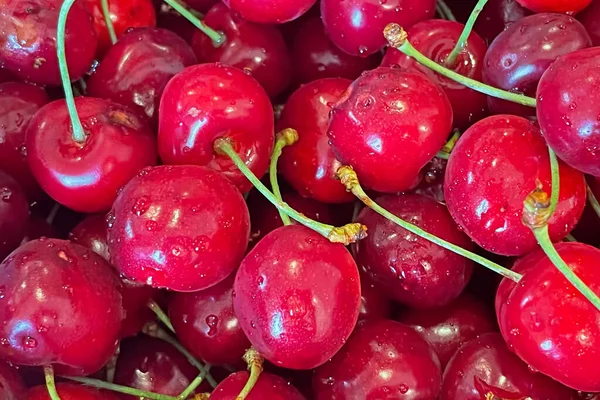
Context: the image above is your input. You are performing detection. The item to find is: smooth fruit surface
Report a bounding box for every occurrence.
[210,371,306,399]
[221,0,316,24]
[0,171,29,260]
[515,0,592,14]
[0,361,25,400]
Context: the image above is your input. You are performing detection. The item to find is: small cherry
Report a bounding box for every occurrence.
[221,0,316,24]
[0,361,26,400]
[515,0,592,14]
[26,383,122,400]
[413,156,447,203]
[473,0,531,45]
[0,170,30,260]
[211,371,306,399]
[578,0,600,46]
[358,276,392,321]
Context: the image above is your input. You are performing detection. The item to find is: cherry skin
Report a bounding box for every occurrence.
[358,276,392,321]
[158,63,274,193]
[183,0,217,13]
[515,0,592,14]
[413,157,447,203]
[0,68,17,83]
[320,0,436,57]
[0,238,124,376]
[233,224,361,370]
[190,3,291,99]
[382,19,488,130]
[211,371,306,400]
[68,214,110,261]
[572,176,600,247]
[445,115,586,256]
[156,7,196,43]
[107,165,250,292]
[483,13,591,118]
[313,319,441,399]
[578,0,600,46]
[0,170,30,260]
[0,0,97,85]
[0,361,26,400]
[474,0,531,45]
[537,47,600,177]
[26,383,122,400]
[354,193,474,308]
[221,0,316,24]
[21,214,60,244]
[87,27,197,125]
[328,67,453,193]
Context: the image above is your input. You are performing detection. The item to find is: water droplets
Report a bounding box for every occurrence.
[132,196,150,216]
[205,314,219,336]
[22,336,37,349]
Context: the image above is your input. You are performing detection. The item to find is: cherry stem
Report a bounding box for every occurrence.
[236,348,264,400]
[57,0,87,143]
[547,147,560,217]
[214,138,368,245]
[383,23,537,108]
[147,299,175,333]
[46,203,61,225]
[44,366,62,400]
[445,0,488,67]
[162,0,225,46]
[100,0,117,44]
[436,0,456,21]
[337,165,523,282]
[270,129,300,226]
[565,234,577,242]
[63,376,178,400]
[436,130,461,160]
[177,373,206,400]
[586,185,600,220]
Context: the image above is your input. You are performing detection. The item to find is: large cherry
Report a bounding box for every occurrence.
[158,63,274,193]
[26,383,122,400]
[87,27,197,125]
[313,319,442,399]
[211,371,306,399]
[515,0,592,14]
[328,67,453,193]
[0,238,124,376]
[0,361,26,400]
[0,170,29,260]
[107,165,250,292]
[578,0,600,46]
[474,0,531,45]
[221,0,316,24]
[233,224,361,370]
[445,115,586,256]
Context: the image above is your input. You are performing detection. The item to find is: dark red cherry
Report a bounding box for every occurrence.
[572,176,600,247]
[26,383,122,400]
[68,214,110,261]
[441,333,578,400]
[211,371,306,400]
[382,19,488,130]
[445,115,586,256]
[412,157,447,203]
[354,193,474,308]
[158,63,274,193]
[320,0,436,57]
[358,276,392,321]
[537,47,600,177]
[221,0,316,24]
[183,0,217,13]
[0,170,29,260]
[0,239,124,376]
[156,8,196,43]
[483,13,591,118]
[234,225,361,370]
[190,3,291,98]
[473,0,531,45]
[169,275,250,366]
[328,67,453,193]
[26,97,157,213]
[313,319,442,399]
[578,0,600,46]
[107,165,250,292]
[0,68,17,83]
[0,361,26,400]
[87,27,197,125]
[0,0,97,85]
[21,214,60,244]
[515,0,592,14]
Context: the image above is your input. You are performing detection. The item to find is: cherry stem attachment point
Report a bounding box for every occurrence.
[100,0,117,44]
[436,0,457,21]
[63,376,178,400]
[445,0,488,67]
[44,365,62,400]
[270,128,300,226]
[162,0,225,46]
[236,348,264,400]
[587,185,600,220]
[178,373,206,400]
[383,23,537,108]
[337,165,523,282]
[147,299,175,333]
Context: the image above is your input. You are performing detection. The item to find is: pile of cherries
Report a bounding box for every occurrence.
[1,0,600,398]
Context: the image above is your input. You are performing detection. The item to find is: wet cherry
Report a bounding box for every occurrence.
[221,0,316,24]
[578,0,600,46]
[515,0,592,14]
[474,0,531,45]
[413,157,447,203]
[0,361,26,400]
[68,214,110,261]
[26,383,122,400]
[0,170,29,260]
[211,371,306,399]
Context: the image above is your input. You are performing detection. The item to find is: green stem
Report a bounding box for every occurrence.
[44,366,62,400]
[178,373,205,400]
[57,0,87,143]
[100,0,117,44]
[436,130,461,160]
[63,376,178,400]
[147,299,175,333]
[270,130,299,226]
[445,0,488,67]
[565,234,577,242]
[163,0,225,46]
[436,0,456,21]
[547,147,560,217]
[587,185,600,220]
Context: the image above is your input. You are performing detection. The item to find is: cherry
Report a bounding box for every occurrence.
[473,0,531,45]
[0,170,29,260]
[353,193,474,308]
[382,19,488,130]
[483,13,591,118]
[537,47,600,177]
[578,0,600,46]
[413,157,447,203]
[21,214,60,244]
[68,214,110,261]
[328,67,453,193]
[0,361,26,400]
[0,0,97,86]
[26,383,122,400]
[233,224,360,370]
[190,3,291,99]
[221,0,316,24]
[445,115,586,256]
[211,371,306,399]
[313,319,442,399]
[320,0,436,57]
[158,63,274,193]
[515,0,592,14]
[87,27,197,125]
[0,68,17,84]
[0,238,124,376]
[358,276,392,321]
[441,333,578,400]
[107,165,250,292]
[183,0,217,13]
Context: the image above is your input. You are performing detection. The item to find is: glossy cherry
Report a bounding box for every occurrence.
[483,13,591,117]
[0,361,26,400]
[0,238,124,376]
[474,0,531,45]
[0,170,29,260]
[211,371,306,400]
[445,115,586,256]
[413,157,447,203]
[313,319,441,399]
[233,224,361,370]
[572,176,600,247]
[358,276,392,321]
[515,0,592,14]
[87,27,197,125]
[0,0,97,85]
[158,63,274,193]
[107,165,250,292]
[221,0,316,24]
[578,0,600,46]
[328,67,453,193]
[26,383,122,400]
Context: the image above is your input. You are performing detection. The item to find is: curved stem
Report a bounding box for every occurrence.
[236,349,264,400]
[100,0,117,44]
[337,166,522,282]
[270,129,299,226]
[445,0,488,67]
[57,0,87,143]
[147,299,175,333]
[565,234,577,242]
[44,366,62,400]
[587,185,600,220]
[547,147,560,217]
[63,376,178,400]
[436,130,461,160]
[178,373,205,400]
[163,0,225,46]
[436,0,456,21]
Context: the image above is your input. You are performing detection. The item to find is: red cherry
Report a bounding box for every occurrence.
[328,67,453,193]
[445,115,586,256]
[537,47,600,177]
[474,0,531,45]
[0,170,29,260]
[313,319,442,399]
[578,0,600,46]
[211,371,306,399]
[156,8,196,43]
[26,383,122,400]
[0,361,26,400]
[87,27,197,125]
[358,276,392,321]
[0,0,97,85]
[515,0,592,14]
[68,214,110,261]
[107,165,250,292]
[190,3,291,98]
[21,215,60,244]
[26,97,157,213]
[183,0,217,13]
[0,238,124,376]
[413,157,447,203]
[0,68,17,84]
[221,0,316,24]
[158,63,274,193]
[233,225,360,370]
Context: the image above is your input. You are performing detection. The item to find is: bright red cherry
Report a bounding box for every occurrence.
[445,115,586,256]
[233,224,361,370]
[0,361,26,400]
[328,67,453,193]
[221,0,316,24]
[578,0,600,46]
[313,319,442,399]
[158,63,274,193]
[107,165,250,292]
[358,276,392,321]
[515,0,592,14]
[87,27,197,125]
[0,0,97,85]
[0,239,124,376]
[211,371,306,399]
[26,383,122,400]
[474,0,531,45]
[0,170,29,260]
